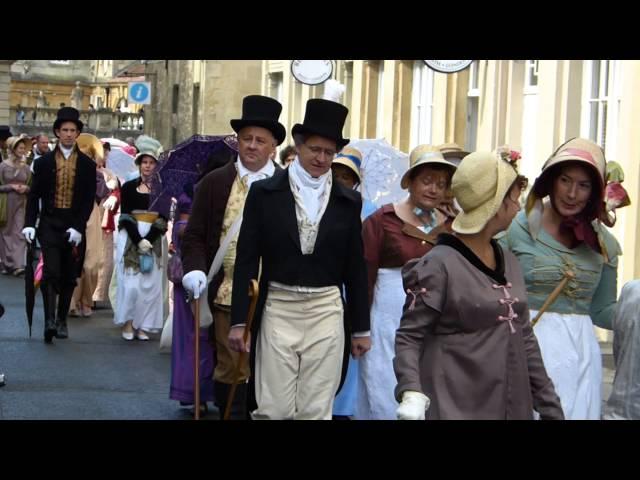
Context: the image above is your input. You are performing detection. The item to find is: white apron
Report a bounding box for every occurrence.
[532,309,602,420]
[355,267,404,420]
[113,220,165,332]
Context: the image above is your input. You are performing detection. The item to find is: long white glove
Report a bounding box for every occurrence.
[182,270,207,299]
[66,228,82,246]
[396,391,430,420]
[103,195,118,211]
[106,179,118,190]
[138,239,153,253]
[22,227,36,244]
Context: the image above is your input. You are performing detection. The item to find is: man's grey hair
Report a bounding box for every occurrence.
[36,132,48,141]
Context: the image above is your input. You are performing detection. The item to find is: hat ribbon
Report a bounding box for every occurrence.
[335,153,361,169]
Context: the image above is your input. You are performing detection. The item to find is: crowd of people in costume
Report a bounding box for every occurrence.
[1,90,638,421]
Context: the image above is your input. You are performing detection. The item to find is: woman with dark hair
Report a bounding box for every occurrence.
[356,144,457,420]
[114,135,168,341]
[394,149,563,420]
[501,138,622,420]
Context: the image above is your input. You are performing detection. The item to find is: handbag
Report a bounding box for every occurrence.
[139,253,154,274]
[167,253,184,284]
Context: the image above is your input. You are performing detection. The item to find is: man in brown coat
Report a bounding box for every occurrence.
[181,95,285,419]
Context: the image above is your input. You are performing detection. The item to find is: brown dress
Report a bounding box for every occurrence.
[394,234,564,420]
[355,204,453,419]
[0,160,31,271]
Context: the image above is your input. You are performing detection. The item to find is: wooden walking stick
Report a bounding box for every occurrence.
[531,270,576,326]
[193,296,201,420]
[224,279,260,421]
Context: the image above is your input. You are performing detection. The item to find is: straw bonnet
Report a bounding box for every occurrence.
[451,150,519,234]
[530,137,605,200]
[77,133,104,163]
[332,146,363,183]
[134,135,163,164]
[436,142,470,167]
[6,134,30,152]
[400,144,457,189]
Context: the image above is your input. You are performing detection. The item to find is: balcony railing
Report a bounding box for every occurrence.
[9,106,144,138]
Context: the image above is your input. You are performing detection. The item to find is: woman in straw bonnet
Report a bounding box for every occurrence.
[0,134,31,276]
[69,133,110,317]
[356,144,457,420]
[394,149,564,420]
[114,135,167,341]
[500,138,624,420]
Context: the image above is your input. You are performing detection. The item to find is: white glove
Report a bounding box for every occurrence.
[66,228,82,246]
[22,227,36,244]
[396,391,430,420]
[182,270,207,299]
[103,195,118,211]
[106,179,118,190]
[138,239,153,253]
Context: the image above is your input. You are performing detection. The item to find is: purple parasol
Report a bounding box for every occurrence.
[149,134,238,217]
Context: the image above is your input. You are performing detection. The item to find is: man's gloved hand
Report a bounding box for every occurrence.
[103,195,118,211]
[106,179,118,190]
[22,227,36,244]
[396,391,430,420]
[66,228,82,247]
[137,239,153,254]
[182,270,207,299]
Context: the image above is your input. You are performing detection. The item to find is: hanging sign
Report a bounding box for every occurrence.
[291,60,334,85]
[424,60,474,74]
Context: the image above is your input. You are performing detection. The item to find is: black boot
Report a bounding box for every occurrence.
[214,381,247,420]
[41,282,58,344]
[55,286,74,339]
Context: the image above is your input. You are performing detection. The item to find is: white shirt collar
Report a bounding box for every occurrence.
[236,155,275,181]
[59,145,73,159]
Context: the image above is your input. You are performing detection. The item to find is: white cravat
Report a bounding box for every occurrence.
[236,156,276,188]
[59,145,73,159]
[288,157,331,224]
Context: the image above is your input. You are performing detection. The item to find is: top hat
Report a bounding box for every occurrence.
[291,99,349,150]
[230,95,286,145]
[53,107,84,136]
[0,125,12,141]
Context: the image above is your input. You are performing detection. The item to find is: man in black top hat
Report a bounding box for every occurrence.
[0,125,12,161]
[22,107,96,343]
[228,98,371,420]
[181,95,285,419]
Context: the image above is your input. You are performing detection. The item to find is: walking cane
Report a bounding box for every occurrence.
[531,270,576,327]
[224,279,260,421]
[193,297,201,420]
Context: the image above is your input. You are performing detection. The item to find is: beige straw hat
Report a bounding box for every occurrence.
[451,150,519,234]
[400,144,457,189]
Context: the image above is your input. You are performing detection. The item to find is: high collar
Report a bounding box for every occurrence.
[437,233,507,285]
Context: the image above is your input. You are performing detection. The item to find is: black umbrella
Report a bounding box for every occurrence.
[24,242,36,337]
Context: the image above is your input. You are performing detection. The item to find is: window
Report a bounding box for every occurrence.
[583,60,612,150]
[192,83,200,135]
[269,72,283,104]
[465,61,480,152]
[410,61,434,148]
[526,60,539,88]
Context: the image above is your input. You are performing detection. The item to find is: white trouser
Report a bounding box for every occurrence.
[252,285,344,420]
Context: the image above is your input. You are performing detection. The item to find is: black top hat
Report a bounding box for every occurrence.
[291,99,349,150]
[230,95,286,145]
[0,125,12,141]
[53,107,84,137]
